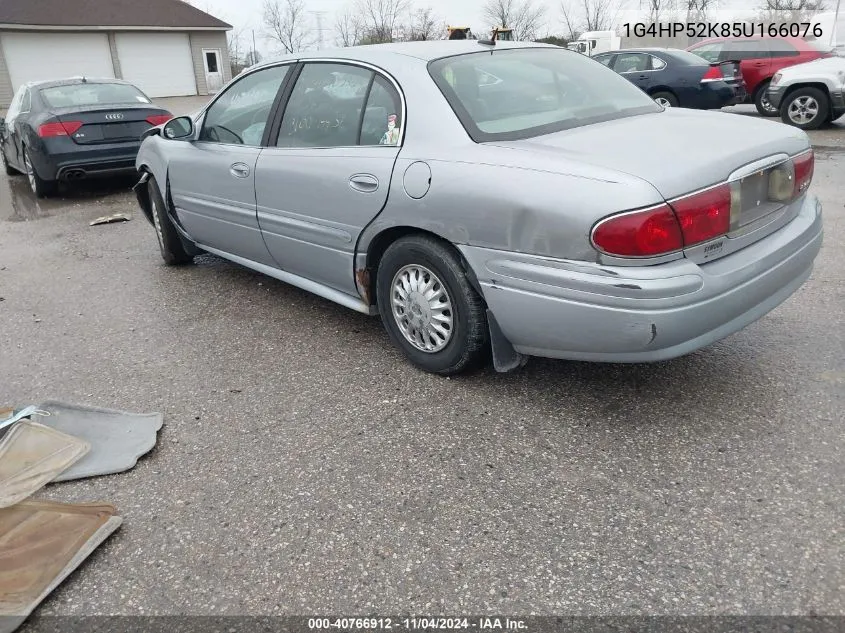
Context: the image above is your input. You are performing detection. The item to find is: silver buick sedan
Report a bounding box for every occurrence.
[134,41,823,375]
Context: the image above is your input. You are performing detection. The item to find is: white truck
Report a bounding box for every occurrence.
[566,30,621,56]
[766,56,845,130]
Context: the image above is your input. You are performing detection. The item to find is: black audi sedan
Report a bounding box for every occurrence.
[0,77,173,198]
[592,48,747,110]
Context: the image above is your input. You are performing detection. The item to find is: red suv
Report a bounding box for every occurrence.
[687,36,831,116]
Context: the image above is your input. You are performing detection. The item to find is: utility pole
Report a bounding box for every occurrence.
[831,0,842,48]
[311,11,327,49]
[252,29,257,64]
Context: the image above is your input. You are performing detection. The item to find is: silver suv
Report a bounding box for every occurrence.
[767,56,845,130]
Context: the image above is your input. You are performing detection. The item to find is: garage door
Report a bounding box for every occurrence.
[2,32,114,92]
[116,33,197,98]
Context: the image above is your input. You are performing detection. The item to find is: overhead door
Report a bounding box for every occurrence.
[2,32,114,92]
[115,33,197,98]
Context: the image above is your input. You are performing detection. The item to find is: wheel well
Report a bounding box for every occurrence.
[136,166,153,223]
[358,227,479,307]
[781,82,831,104]
[649,87,676,98]
[752,78,772,98]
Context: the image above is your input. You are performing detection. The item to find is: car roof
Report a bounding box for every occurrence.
[25,77,140,90]
[249,40,559,71]
[690,35,815,48]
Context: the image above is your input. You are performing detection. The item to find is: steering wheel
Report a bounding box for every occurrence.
[250,104,272,126]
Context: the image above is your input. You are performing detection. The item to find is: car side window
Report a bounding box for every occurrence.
[361,75,402,146]
[6,88,23,123]
[691,43,723,62]
[593,54,614,67]
[614,53,649,73]
[276,63,375,148]
[649,56,667,70]
[722,39,767,60]
[20,89,31,113]
[766,39,799,58]
[199,64,289,146]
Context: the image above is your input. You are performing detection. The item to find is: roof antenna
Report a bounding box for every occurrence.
[478,27,499,46]
[81,76,87,83]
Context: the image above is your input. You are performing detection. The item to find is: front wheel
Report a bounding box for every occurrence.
[148,175,194,265]
[754,82,779,117]
[376,235,489,375]
[780,87,829,131]
[652,91,678,108]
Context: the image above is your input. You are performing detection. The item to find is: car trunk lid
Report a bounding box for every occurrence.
[490,108,812,262]
[51,105,171,145]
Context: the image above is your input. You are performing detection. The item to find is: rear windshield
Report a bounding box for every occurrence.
[429,47,660,142]
[667,49,713,65]
[39,83,151,108]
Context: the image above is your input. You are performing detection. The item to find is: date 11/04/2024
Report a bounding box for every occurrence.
[308,618,528,631]
[623,21,824,39]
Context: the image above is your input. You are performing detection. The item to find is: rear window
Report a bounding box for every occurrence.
[668,49,712,65]
[39,83,151,108]
[429,48,660,142]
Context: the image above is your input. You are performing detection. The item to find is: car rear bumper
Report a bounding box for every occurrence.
[702,82,746,108]
[459,194,823,363]
[32,139,141,181]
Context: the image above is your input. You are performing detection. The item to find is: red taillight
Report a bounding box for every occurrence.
[592,205,684,257]
[793,150,814,197]
[146,114,173,126]
[700,66,722,82]
[669,183,732,247]
[38,121,82,137]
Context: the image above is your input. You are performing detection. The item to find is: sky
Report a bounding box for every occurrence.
[193,0,842,57]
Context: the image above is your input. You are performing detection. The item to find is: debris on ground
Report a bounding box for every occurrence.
[35,401,163,482]
[0,421,89,509]
[0,500,122,633]
[0,400,163,633]
[89,213,131,226]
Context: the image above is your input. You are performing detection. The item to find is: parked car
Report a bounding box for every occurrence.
[766,56,845,129]
[592,48,746,109]
[0,77,173,198]
[686,36,832,116]
[134,41,823,376]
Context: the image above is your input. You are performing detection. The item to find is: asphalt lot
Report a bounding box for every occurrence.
[0,103,843,617]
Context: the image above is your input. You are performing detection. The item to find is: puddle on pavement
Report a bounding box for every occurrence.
[0,174,136,222]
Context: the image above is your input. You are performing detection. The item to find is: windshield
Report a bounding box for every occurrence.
[40,82,151,108]
[429,47,660,142]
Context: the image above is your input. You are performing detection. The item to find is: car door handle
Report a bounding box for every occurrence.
[230,162,250,178]
[638,74,648,79]
[349,174,379,193]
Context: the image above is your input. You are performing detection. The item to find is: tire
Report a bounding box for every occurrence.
[652,91,678,108]
[148,175,194,265]
[780,87,829,131]
[376,234,489,375]
[22,148,57,198]
[2,148,18,176]
[754,81,779,117]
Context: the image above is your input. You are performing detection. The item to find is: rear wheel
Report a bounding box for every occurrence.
[652,91,678,108]
[376,235,489,375]
[23,148,57,198]
[148,175,194,265]
[780,87,829,131]
[754,81,779,116]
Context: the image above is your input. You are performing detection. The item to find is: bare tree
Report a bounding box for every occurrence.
[228,25,247,74]
[483,0,547,39]
[757,0,826,22]
[406,7,439,40]
[263,0,312,54]
[353,0,411,43]
[684,0,717,22]
[335,6,363,46]
[560,0,618,35]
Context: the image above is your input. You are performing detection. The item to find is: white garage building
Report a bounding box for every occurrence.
[0,0,232,107]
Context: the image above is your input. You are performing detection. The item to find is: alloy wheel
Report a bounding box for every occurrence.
[390,264,454,353]
[787,96,819,125]
[655,97,672,108]
[23,152,36,194]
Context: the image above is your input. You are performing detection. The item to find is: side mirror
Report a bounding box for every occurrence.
[162,116,194,140]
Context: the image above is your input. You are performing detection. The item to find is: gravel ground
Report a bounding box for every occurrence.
[0,115,843,618]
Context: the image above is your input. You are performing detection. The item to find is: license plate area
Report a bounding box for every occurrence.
[103,123,132,140]
[730,165,789,231]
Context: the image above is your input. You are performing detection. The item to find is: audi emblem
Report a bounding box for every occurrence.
[105,113,124,120]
